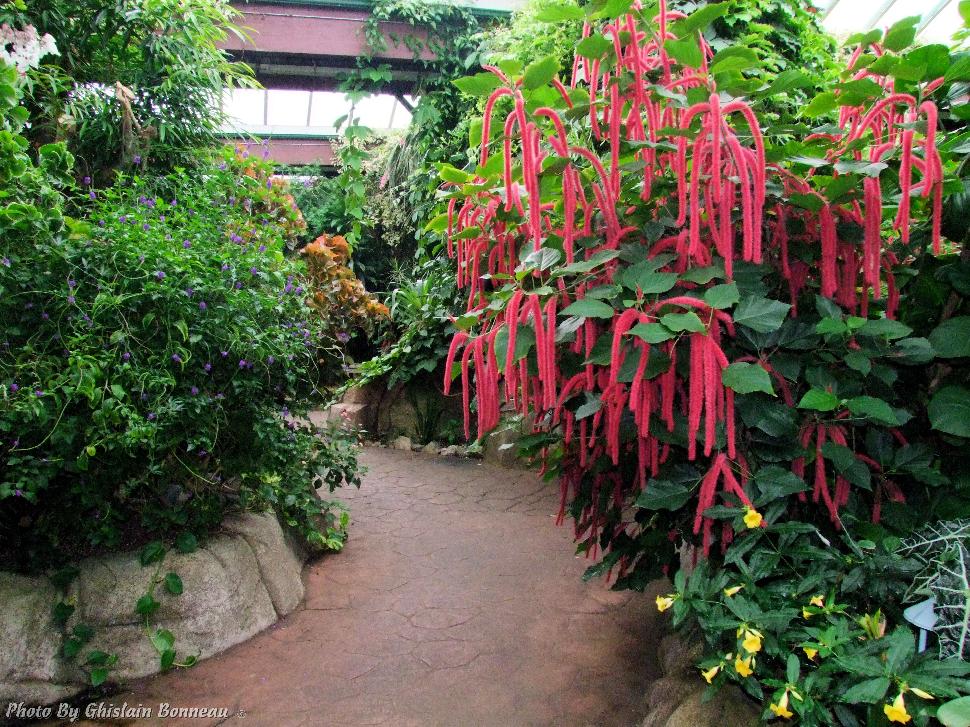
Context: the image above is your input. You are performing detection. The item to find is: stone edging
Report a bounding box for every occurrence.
[0,511,308,706]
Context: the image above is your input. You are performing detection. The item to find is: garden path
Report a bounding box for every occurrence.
[116,447,663,727]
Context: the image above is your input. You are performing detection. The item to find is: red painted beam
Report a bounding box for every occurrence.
[232,137,338,167]
[224,2,434,62]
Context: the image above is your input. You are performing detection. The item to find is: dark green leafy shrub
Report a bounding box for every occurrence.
[0,132,359,570]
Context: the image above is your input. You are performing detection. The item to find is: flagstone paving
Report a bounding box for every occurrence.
[111,447,664,727]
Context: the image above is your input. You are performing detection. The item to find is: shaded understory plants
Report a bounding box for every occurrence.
[440,0,970,723]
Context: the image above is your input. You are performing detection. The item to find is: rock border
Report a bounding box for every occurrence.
[0,511,309,706]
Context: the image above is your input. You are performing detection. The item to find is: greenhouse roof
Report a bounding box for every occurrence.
[222,0,966,165]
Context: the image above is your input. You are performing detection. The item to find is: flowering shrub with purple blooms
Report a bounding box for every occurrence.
[0,131,359,571]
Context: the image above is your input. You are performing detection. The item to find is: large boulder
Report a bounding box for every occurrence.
[0,574,77,705]
[0,510,309,704]
[664,686,761,727]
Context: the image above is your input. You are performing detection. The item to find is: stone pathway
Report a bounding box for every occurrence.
[115,448,663,727]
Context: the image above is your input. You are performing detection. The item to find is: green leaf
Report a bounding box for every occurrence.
[753,467,808,504]
[150,628,176,654]
[671,2,730,37]
[660,312,706,333]
[561,298,615,319]
[628,323,676,344]
[536,3,586,21]
[175,531,198,554]
[523,55,560,90]
[555,249,620,275]
[62,638,83,659]
[665,37,703,68]
[452,72,502,97]
[858,318,912,339]
[90,668,109,687]
[140,540,165,566]
[761,70,812,97]
[160,648,176,670]
[636,480,691,511]
[846,396,899,426]
[840,676,891,704]
[803,92,838,118]
[703,283,740,310]
[136,594,161,617]
[929,317,970,358]
[845,351,871,376]
[928,386,970,438]
[424,213,449,233]
[722,363,775,396]
[798,389,840,412]
[575,395,602,420]
[576,35,612,60]
[623,270,679,294]
[733,296,791,333]
[164,572,184,596]
[883,16,920,52]
[890,337,936,365]
[938,697,970,727]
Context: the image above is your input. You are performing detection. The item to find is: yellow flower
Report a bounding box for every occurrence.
[656,594,677,612]
[743,508,763,529]
[884,693,911,724]
[908,687,933,700]
[734,654,754,678]
[810,595,825,608]
[724,585,744,598]
[769,690,794,720]
[741,629,763,654]
[802,646,818,660]
[701,665,720,684]
[802,607,813,619]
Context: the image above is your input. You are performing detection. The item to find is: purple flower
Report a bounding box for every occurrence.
[221,350,228,358]
[266,355,275,365]
[68,279,76,288]
[198,450,207,457]
[83,176,91,185]
[250,267,258,276]
[10,383,19,392]
[221,263,230,271]
[119,215,126,223]
[35,389,43,397]
[337,332,350,343]
[66,296,75,304]
[133,155,142,165]
[89,191,97,200]
[142,223,150,231]
[199,301,207,311]
[170,199,177,207]
[155,271,165,280]
[14,489,23,497]
[258,245,266,253]
[185,287,194,297]
[98,220,105,227]
[147,412,156,421]
[215,392,225,399]
[138,255,145,263]
[204,362,212,372]
[295,286,304,295]
[219,162,227,170]
[171,354,182,363]
[141,392,148,401]
[238,359,247,368]
[182,240,191,249]
[190,386,199,396]
[122,352,131,361]
[235,281,243,289]
[41,312,49,320]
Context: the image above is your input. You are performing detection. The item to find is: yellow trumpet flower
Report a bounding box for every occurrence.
[802,646,818,660]
[802,607,813,619]
[741,629,763,654]
[743,508,763,529]
[656,594,677,612]
[701,665,720,684]
[884,693,911,724]
[724,585,744,598]
[769,690,794,720]
[908,687,933,700]
[734,654,754,678]
[809,595,825,607]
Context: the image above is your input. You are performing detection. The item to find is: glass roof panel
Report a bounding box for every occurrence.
[815,0,962,44]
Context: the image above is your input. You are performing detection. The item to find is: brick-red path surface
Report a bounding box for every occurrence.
[120,447,663,727]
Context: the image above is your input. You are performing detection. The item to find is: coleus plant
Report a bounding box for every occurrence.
[437,0,970,721]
